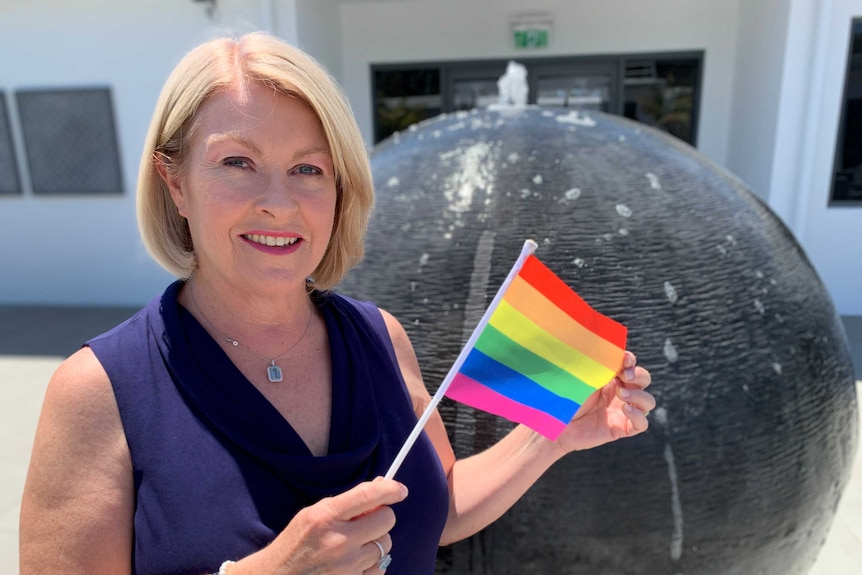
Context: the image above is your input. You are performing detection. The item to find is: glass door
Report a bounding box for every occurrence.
[442,61,618,113]
[530,62,619,112]
[445,63,508,110]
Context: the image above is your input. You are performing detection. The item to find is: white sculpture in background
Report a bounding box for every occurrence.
[497,61,529,107]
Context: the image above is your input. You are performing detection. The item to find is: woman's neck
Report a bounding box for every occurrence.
[180,273,317,359]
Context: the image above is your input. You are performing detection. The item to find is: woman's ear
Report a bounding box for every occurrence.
[154,156,188,217]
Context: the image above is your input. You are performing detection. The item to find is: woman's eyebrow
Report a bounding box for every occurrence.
[205,134,330,160]
[205,132,262,154]
[292,145,332,159]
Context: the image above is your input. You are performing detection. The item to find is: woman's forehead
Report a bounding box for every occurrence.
[193,83,327,149]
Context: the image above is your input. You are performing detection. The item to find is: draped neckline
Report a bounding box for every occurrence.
[153,280,383,499]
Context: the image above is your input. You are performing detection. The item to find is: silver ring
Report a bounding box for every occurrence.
[372,539,385,560]
[378,554,392,570]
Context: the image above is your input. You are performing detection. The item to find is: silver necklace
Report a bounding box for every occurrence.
[189,282,314,383]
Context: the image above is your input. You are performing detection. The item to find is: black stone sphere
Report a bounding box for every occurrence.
[338,107,859,575]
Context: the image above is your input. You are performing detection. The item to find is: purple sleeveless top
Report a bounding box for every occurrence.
[87,281,449,575]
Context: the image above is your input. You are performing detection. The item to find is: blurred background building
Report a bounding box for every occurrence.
[0,0,860,315]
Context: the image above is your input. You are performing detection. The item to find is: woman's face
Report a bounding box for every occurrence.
[167,82,337,293]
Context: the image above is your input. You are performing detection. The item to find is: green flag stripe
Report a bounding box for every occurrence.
[474,324,597,405]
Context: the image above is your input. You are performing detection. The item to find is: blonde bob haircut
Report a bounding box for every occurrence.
[137,32,374,290]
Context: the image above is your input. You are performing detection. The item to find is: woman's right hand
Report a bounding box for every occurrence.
[230,478,408,574]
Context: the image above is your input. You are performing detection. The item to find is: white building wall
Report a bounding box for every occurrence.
[295,0,344,82]
[338,0,741,166]
[273,0,299,44]
[726,0,792,205]
[767,0,824,228]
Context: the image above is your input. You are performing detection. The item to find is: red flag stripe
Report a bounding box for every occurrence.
[518,255,627,348]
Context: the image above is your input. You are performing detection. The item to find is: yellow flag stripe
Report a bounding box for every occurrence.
[488,299,617,388]
[503,275,625,372]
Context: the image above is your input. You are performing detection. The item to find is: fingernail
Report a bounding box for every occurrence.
[618,387,631,398]
[624,403,633,412]
[624,368,635,381]
[399,482,409,497]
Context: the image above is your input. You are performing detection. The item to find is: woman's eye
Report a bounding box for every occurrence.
[223,157,251,169]
[295,164,322,176]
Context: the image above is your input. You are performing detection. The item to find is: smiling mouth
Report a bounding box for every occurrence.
[243,234,301,247]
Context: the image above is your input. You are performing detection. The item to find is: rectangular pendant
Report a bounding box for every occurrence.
[267,364,283,383]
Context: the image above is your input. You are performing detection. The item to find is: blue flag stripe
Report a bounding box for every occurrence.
[459,348,580,424]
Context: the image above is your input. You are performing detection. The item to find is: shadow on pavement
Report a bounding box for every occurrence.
[0,306,140,358]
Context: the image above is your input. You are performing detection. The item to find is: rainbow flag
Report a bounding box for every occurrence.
[384,239,627,478]
[444,240,627,440]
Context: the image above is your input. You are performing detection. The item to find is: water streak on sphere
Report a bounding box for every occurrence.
[338,107,858,575]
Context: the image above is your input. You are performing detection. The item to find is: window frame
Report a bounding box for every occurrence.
[828,18,862,207]
[0,92,22,196]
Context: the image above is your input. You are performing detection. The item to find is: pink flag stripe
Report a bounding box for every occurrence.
[446,373,570,440]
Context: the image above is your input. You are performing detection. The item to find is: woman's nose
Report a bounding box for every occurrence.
[255,174,299,216]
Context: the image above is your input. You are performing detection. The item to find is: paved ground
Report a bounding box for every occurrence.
[1,308,860,572]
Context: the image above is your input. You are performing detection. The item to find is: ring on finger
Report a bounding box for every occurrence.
[371,540,385,560]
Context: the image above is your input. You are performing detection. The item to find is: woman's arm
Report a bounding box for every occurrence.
[21,349,407,575]
[19,347,135,574]
[380,309,653,545]
[21,350,408,575]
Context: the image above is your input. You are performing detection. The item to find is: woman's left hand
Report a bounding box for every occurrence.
[553,351,654,455]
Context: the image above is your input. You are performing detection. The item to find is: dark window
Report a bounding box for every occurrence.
[371,52,702,146]
[831,19,862,205]
[16,87,123,195]
[373,68,441,143]
[0,92,21,195]
[622,58,700,145]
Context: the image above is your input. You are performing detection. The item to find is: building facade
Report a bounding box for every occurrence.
[1,0,860,314]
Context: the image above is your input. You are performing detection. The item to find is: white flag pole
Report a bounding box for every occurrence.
[384,239,539,480]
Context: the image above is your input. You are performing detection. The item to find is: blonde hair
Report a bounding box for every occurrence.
[137,32,374,290]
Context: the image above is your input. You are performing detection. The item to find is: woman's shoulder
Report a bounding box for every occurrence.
[370,305,431,413]
[28,347,128,512]
[87,284,173,359]
[46,347,119,430]
[52,287,169,435]
[316,290,377,316]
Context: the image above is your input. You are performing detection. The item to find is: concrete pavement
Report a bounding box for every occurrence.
[1,308,860,573]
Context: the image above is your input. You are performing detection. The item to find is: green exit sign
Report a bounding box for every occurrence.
[513,24,550,49]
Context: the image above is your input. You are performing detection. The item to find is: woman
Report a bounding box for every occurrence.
[19,33,654,575]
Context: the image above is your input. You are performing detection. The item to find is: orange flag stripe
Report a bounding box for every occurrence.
[518,255,628,348]
[503,275,626,373]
